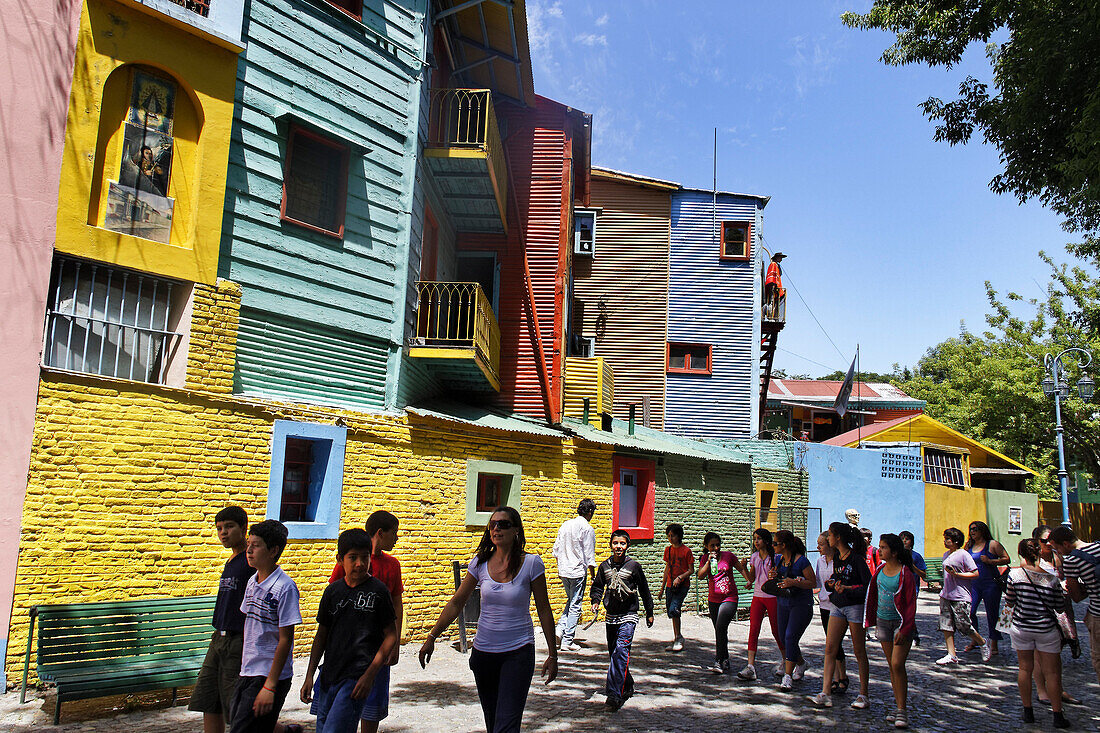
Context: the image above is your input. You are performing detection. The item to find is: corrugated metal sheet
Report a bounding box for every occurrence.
[236,308,389,409]
[666,190,764,439]
[573,175,670,428]
[562,356,613,425]
[565,417,752,465]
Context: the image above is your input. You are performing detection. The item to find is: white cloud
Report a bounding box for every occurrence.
[545,1,563,17]
[595,13,609,26]
[789,33,839,97]
[575,33,608,47]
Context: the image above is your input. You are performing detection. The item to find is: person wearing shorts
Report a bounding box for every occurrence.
[814,532,848,694]
[865,534,918,729]
[936,527,988,665]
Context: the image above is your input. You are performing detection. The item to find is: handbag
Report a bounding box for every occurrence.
[761,578,790,598]
[995,601,1014,635]
[1024,568,1081,659]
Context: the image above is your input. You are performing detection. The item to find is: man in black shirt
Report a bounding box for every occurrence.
[301,528,398,732]
[189,506,257,732]
[591,530,654,711]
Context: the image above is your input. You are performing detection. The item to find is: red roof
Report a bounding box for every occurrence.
[767,379,920,403]
[822,415,915,446]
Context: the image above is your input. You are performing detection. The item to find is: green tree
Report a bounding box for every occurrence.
[842,1,1100,252]
[898,251,1100,497]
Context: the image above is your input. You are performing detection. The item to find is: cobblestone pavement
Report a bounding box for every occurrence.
[3,594,1098,731]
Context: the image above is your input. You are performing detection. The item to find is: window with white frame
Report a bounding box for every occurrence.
[43,256,182,384]
[924,449,965,488]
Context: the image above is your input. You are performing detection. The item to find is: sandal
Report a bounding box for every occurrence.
[830,678,850,694]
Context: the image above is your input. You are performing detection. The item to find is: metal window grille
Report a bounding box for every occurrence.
[924,450,965,488]
[881,452,923,481]
[166,0,211,17]
[43,257,179,384]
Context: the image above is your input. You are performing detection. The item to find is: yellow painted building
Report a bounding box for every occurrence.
[53,0,240,285]
[7,279,620,682]
[830,413,1036,554]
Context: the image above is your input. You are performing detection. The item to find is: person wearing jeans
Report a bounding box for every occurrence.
[552,499,597,651]
[771,530,816,692]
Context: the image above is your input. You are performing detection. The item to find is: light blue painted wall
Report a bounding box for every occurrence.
[798,443,927,557]
[132,0,246,48]
[667,189,764,440]
[220,0,428,410]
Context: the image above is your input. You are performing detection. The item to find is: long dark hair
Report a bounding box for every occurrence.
[475,506,526,580]
[774,529,807,559]
[879,533,913,571]
[1018,538,1042,564]
[828,521,866,555]
[965,520,994,549]
[753,527,775,559]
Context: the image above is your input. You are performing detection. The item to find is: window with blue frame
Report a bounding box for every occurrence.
[267,420,347,539]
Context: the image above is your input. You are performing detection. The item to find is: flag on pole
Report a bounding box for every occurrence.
[834,354,857,417]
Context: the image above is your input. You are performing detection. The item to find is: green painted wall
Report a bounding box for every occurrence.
[986,488,1038,562]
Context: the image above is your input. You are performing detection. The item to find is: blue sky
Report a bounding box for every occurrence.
[527,0,1070,377]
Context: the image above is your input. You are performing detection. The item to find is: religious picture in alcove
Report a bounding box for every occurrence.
[128,70,175,134]
[105,182,174,244]
[118,124,173,197]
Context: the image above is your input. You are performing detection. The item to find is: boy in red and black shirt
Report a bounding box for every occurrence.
[657,523,693,652]
[327,511,403,733]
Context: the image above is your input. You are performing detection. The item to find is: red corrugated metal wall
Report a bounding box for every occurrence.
[456,96,574,421]
[873,408,923,423]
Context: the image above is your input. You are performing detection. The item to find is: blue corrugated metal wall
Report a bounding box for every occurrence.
[666,190,763,439]
[219,0,427,410]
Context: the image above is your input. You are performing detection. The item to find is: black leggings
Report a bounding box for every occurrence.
[708,600,737,662]
[820,609,845,661]
[469,643,535,733]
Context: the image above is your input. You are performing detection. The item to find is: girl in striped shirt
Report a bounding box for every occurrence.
[1005,538,1070,729]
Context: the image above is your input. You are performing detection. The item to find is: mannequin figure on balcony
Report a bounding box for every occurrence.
[764,252,786,321]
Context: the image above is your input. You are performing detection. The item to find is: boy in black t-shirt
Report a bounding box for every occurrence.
[302,529,398,733]
[189,506,257,732]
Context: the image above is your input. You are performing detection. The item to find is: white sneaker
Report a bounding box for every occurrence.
[935,653,959,665]
[779,674,793,691]
[807,692,833,708]
[792,662,806,681]
[736,664,757,681]
[774,663,785,677]
[851,694,870,710]
[980,643,992,662]
[671,637,684,652]
[562,642,582,652]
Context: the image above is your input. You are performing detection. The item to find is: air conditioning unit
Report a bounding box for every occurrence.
[574,210,596,257]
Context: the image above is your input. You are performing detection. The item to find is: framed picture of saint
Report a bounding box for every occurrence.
[128,70,176,134]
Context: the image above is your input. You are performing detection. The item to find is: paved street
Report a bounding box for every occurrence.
[3,594,1098,731]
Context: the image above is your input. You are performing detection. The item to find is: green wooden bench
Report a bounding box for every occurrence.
[924,558,944,591]
[20,595,217,724]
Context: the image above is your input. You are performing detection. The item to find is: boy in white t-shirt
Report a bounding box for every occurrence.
[229,520,302,733]
[936,527,989,666]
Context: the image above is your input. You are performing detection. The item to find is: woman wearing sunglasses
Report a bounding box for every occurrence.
[419,507,558,732]
[1031,525,1080,707]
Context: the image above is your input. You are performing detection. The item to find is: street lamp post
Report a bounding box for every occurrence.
[1042,348,1095,528]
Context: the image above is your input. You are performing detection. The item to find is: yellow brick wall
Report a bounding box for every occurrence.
[9,283,616,681]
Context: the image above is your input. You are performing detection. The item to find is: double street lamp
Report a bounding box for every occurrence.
[1042,348,1095,528]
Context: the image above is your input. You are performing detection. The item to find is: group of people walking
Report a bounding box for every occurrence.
[192,497,1097,733]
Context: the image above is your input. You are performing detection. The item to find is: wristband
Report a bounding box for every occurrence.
[262,684,275,693]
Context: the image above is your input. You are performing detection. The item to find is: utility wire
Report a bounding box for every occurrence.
[776,347,842,374]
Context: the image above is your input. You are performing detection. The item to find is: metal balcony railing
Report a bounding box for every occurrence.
[414,281,501,385]
[763,293,786,324]
[426,88,508,202]
[167,0,211,17]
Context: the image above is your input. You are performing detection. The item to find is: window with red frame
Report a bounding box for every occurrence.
[281,125,349,237]
[476,473,506,512]
[668,342,712,375]
[324,0,362,19]
[613,456,655,540]
[720,220,751,260]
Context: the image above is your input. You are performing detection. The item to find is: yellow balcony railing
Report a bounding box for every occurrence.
[426,88,508,221]
[413,281,500,387]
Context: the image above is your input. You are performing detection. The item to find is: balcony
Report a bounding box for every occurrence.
[763,292,786,332]
[423,89,508,233]
[409,282,501,392]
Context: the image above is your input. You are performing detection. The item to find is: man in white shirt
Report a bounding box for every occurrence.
[553,499,597,651]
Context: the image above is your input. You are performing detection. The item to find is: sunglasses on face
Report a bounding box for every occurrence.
[1040,538,1051,544]
[489,519,515,530]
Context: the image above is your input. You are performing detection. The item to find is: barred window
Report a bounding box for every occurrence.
[924,449,966,488]
[43,257,180,384]
[281,125,349,238]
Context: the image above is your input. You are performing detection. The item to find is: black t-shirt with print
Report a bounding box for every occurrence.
[828,551,872,607]
[316,576,397,686]
[213,551,256,633]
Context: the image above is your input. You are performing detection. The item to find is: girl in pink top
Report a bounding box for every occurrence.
[736,528,786,681]
[696,531,743,674]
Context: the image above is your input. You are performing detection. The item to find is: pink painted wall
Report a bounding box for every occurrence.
[0,0,83,657]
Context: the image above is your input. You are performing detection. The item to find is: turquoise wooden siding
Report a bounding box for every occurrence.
[236,308,389,410]
[220,0,427,408]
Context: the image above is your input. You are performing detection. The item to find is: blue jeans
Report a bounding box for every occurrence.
[555,575,587,644]
[605,622,636,702]
[665,584,690,618]
[469,643,535,733]
[313,677,367,733]
[971,579,1003,642]
[778,601,813,664]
